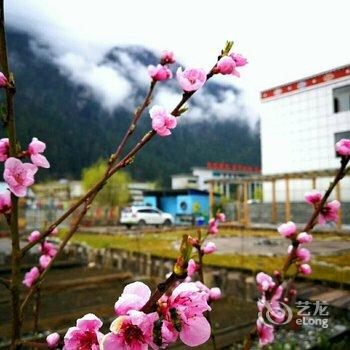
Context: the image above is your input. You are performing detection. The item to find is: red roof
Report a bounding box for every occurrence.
[261,64,350,101]
[207,162,261,173]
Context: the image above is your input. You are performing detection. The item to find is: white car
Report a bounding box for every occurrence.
[120,206,174,228]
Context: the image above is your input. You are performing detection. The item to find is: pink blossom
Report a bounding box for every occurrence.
[3,157,38,197]
[295,247,311,263]
[0,72,8,87]
[216,56,237,75]
[0,138,9,161]
[194,281,210,296]
[277,221,297,238]
[202,241,217,254]
[28,137,50,168]
[265,286,286,324]
[319,200,340,225]
[161,50,176,64]
[23,267,40,288]
[0,191,11,214]
[273,285,283,301]
[46,332,60,348]
[166,282,211,347]
[305,190,322,204]
[209,287,221,301]
[256,272,275,292]
[299,263,312,275]
[39,254,52,269]
[39,242,57,257]
[256,318,274,346]
[187,235,199,247]
[208,218,218,234]
[28,230,41,243]
[160,320,178,346]
[101,311,157,350]
[258,287,285,325]
[230,53,248,67]
[149,105,177,137]
[297,232,313,244]
[51,227,59,236]
[187,258,197,277]
[148,64,172,81]
[335,138,350,156]
[114,281,151,315]
[176,67,206,92]
[217,212,226,222]
[64,313,103,350]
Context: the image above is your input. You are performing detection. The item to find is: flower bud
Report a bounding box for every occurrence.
[299,264,312,275]
[0,72,8,88]
[209,287,221,301]
[46,332,60,348]
[202,242,217,254]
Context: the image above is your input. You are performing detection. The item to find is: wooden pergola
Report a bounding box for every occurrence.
[206,168,343,229]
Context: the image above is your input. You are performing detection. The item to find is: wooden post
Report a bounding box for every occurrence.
[336,182,342,230]
[285,176,291,222]
[243,181,250,228]
[312,176,316,189]
[209,182,214,218]
[271,180,277,223]
[236,184,242,224]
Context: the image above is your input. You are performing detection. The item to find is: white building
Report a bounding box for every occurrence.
[128,182,156,204]
[171,174,199,190]
[172,162,261,197]
[260,64,350,202]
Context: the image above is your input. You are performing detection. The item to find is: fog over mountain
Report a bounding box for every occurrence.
[1,28,260,184]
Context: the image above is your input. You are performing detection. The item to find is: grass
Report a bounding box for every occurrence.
[61,228,350,285]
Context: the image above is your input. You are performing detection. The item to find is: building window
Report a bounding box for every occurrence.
[180,201,188,211]
[333,85,350,113]
[335,131,350,157]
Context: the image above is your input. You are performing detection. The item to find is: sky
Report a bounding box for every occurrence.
[5,0,350,117]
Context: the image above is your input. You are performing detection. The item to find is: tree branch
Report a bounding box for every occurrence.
[21,59,220,257]
[20,80,158,256]
[19,49,223,325]
[0,1,23,348]
[282,156,349,275]
[244,156,350,349]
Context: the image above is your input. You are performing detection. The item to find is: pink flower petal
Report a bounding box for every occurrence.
[179,315,211,346]
[31,154,50,168]
[76,313,103,332]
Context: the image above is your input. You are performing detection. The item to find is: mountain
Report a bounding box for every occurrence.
[1,28,260,185]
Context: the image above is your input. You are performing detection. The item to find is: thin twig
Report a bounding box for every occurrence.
[20,193,97,313]
[0,1,22,348]
[141,272,187,314]
[20,81,158,256]
[20,81,160,313]
[282,156,349,275]
[21,63,219,257]
[109,79,157,167]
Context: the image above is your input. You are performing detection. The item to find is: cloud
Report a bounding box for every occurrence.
[154,87,182,112]
[5,0,350,117]
[56,52,132,111]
